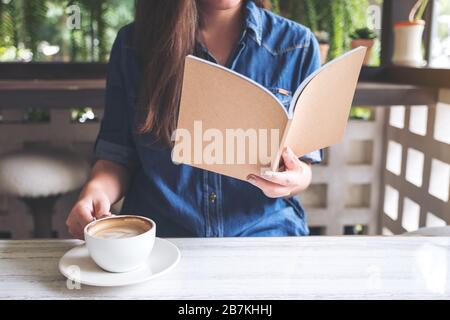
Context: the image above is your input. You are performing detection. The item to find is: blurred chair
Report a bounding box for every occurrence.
[403,226,450,236]
[0,147,89,238]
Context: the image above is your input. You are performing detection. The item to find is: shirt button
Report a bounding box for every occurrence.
[209,192,217,203]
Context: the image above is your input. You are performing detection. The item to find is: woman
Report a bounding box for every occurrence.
[66,0,322,239]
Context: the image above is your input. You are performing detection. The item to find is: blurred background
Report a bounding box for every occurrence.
[0,0,449,239]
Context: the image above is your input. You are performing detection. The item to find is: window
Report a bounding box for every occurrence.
[0,0,134,63]
[430,0,450,68]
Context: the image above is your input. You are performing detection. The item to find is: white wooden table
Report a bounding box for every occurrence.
[1,237,449,299]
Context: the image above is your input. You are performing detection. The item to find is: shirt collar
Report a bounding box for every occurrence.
[244,0,263,45]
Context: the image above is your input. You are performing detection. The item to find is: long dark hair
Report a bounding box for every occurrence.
[134,0,269,145]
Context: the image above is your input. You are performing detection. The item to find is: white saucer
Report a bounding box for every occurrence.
[59,237,180,287]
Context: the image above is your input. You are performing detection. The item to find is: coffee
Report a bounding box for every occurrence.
[87,216,152,239]
[84,215,156,272]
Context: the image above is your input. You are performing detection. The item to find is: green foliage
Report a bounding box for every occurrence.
[286,0,370,60]
[437,0,450,39]
[0,0,372,63]
[303,0,318,32]
[350,27,377,40]
[22,0,47,57]
[71,107,97,123]
[0,0,47,59]
[0,0,22,58]
[412,0,429,21]
[0,0,17,47]
[350,107,373,121]
[24,108,50,123]
[67,0,109,62]
[330,0,345,58]
[96,1,108,61]
[270,0,280,14]
[0,0,134,62]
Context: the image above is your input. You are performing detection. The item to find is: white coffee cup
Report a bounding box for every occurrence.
[84,215,156,273]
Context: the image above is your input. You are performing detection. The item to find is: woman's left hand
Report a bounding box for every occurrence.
[247,147,312,198]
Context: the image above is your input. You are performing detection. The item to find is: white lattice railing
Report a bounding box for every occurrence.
[381,89,450,235]
[0,105,387,238]
[1,94,449,238]
[303,108,385,235]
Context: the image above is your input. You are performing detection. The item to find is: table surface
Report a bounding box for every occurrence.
[1,237,449,300]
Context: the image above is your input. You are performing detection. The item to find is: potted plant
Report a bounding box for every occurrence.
[350,27,377,65]
[288,0,370,60]
[392,0,429,67]
[314,31,330,65]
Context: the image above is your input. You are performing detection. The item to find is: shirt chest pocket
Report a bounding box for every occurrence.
[268,87,293,110]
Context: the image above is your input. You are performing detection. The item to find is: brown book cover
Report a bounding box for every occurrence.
[172,47,367,181]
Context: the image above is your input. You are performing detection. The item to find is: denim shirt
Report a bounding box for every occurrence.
[94,1,322,237]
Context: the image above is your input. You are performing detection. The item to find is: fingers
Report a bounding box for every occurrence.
[71,221,85,240]
[247,174,291,198]
[66,214,85,240]
[77,202,96,225]
[247,147,306,198]
[66,201,95,240]
[281,146,301,171]
[93,196,111,219]
[260,170,299,187]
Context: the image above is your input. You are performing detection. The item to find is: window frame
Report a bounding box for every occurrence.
[0,0,449,89]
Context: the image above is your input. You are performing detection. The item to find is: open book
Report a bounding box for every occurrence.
[172,46,366,181]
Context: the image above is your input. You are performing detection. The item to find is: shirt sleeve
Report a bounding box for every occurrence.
[93,28,139,169]
[298,30,323,165]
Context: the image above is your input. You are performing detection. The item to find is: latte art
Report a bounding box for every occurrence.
[84,215,156,273]
[94,226,143,239]
[87,216,152,240]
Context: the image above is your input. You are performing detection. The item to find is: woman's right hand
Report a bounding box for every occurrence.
[66,184,112,239]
